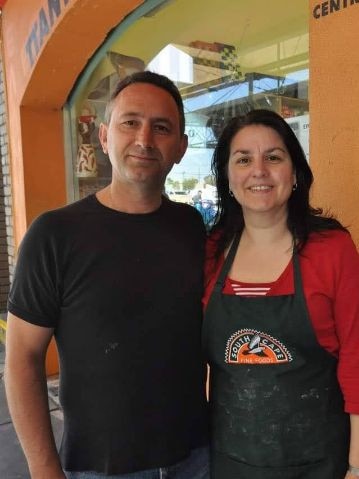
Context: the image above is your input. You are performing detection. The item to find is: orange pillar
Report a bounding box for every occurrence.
[309,0,359,245]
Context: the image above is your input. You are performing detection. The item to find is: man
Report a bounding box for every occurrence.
[192,190,202,206]
[197,199,216,232]
[5,71,209,478]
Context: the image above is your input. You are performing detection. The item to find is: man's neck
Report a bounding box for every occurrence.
[96,184,163,214]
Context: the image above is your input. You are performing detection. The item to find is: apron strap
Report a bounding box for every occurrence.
[213,232,241,292]
[292,251,305,304]
[213,234,302,295]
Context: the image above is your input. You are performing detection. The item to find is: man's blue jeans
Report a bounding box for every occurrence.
[65,446,209,479]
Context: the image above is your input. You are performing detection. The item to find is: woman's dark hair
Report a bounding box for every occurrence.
[211,109,345,256]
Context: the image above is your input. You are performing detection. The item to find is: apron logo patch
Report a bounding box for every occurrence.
[225,328,292,364]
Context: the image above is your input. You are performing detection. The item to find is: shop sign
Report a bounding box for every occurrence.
[313,0,359,19]
[25,0,71,68]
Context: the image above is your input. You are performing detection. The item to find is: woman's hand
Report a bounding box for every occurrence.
[348,415,359,479]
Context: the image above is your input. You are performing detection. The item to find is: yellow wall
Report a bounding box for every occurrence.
[309,0,359,244]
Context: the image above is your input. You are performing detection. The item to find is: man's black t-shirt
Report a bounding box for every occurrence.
[8,194,209,474]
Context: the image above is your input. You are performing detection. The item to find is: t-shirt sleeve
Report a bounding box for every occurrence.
[332,231,359,413]
[8,214,62,328]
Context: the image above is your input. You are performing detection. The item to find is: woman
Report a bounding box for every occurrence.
[203,109,359,478]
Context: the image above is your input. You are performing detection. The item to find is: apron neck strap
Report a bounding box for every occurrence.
[292,251,304,296]
[214,232,301,294]
[214,232,241,291]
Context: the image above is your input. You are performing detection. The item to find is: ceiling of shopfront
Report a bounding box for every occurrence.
[108,0,309,77]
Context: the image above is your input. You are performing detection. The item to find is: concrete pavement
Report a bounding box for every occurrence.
[0,342,64,479]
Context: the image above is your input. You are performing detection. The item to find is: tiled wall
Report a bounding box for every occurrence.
[0,58,13,314]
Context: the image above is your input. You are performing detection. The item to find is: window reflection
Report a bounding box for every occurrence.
[69,0,309,226]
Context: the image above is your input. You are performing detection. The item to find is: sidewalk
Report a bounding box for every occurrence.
[0,342,64,479]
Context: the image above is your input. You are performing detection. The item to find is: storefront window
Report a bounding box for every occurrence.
[65,0,309,228]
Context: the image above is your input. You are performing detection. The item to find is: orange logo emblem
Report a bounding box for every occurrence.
[225,329,292,364]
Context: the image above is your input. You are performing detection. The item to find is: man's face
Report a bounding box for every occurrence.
[99,83,187,190]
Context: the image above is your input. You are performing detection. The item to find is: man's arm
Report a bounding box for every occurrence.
[4,313,65,479]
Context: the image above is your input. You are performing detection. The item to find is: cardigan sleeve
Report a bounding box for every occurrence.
[331,231,359,413]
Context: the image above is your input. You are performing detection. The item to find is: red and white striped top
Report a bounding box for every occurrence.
[230,281,271,296]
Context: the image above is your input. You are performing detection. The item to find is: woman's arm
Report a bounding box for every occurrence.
[329,233,359,477]
[345,414,359,478]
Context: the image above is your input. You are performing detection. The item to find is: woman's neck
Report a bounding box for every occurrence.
[226,211,294,283]
[240,210,292,248]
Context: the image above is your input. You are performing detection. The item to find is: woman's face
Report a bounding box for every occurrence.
[227,124,296,218]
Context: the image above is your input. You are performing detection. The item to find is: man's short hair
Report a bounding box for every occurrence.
[104,71,186,135]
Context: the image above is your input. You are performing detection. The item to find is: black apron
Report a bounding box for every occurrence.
[203,233,349,479]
